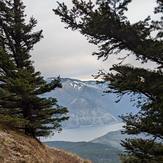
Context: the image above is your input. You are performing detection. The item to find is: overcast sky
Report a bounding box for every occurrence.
[23,0,157,80]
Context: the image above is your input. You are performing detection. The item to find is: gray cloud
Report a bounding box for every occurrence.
[23,0,156,80]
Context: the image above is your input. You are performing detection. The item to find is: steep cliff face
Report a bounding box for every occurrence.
[0,126,91,163]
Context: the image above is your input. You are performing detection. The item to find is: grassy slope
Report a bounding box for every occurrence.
[0,125,91,163]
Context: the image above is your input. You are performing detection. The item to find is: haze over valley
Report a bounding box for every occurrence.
[42,78,138,162]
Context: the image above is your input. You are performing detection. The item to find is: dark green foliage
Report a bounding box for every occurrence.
[121,138,163,163]
[54,0,163,162]
[0,0,68,138]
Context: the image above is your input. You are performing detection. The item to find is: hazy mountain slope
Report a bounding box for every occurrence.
[91,130,129,150]
[45,141,122,163]
[91,130,153,150]
[44,78,137,128]
[0,125,91,163]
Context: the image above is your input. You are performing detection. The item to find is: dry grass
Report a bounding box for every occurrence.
[0,126,91,163]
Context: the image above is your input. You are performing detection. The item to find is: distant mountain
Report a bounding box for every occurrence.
[44,129,147,163]
[44,131,139,163]
[45,141,122,163]
[43,78,137,128]
[43,78,140,162]
[91,130,153,150]
[91,130,129,150]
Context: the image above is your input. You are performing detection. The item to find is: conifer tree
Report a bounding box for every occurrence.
[54,0,163,162]
[0,0,68,138]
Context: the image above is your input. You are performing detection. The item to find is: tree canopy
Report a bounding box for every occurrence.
[0,0,69,138]
[54,0,163,162]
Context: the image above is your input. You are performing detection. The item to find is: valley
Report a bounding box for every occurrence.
[45,140,122,163]
[42,78,138,162]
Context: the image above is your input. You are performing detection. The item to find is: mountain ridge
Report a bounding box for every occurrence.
[45,140,121,163]
[44,78,137,128]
